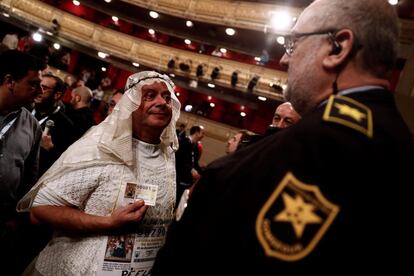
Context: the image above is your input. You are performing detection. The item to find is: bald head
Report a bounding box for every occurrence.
[300,0,399,78]
[272,102,301,129]
[71,86,93,109]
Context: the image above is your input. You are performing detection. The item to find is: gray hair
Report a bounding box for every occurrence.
[309,0,399,78]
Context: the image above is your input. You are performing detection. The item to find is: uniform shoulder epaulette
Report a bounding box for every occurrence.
[322,95,373,138]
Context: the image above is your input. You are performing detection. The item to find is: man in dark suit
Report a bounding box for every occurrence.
[153,0,414,274]
[175,125,204,204]
[33,73,76,175]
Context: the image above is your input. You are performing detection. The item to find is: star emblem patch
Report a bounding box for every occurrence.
[256,172,340,261]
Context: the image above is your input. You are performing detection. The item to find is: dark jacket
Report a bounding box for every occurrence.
[153,89,414,275]
[66,106,95,140]
[37,108,76,175]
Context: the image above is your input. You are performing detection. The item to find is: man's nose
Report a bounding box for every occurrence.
[155,94,167,105]
[279,53,289,69]
[276,120,285,128]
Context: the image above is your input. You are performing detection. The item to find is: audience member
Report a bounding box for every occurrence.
[225,129,255,154]
[175,123,187,142]
[66,85,96,139]
[17,71,181,275]
[32,73,75,175]
[153,0,414,274]
[107,88,124,116]
[175,125,204,204]
[0,49,45,275]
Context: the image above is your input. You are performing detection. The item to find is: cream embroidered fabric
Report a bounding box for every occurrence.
[33,140,176,275]
[16,71,180,275]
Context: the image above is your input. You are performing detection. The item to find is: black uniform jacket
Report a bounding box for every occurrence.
[153,89,414,275]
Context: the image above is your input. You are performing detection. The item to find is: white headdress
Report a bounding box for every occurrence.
[17,71,181,211]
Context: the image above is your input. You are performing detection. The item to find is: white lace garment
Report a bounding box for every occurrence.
[32,139,176,275]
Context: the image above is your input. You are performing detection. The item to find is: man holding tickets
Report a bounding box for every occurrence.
[18,71,181,275]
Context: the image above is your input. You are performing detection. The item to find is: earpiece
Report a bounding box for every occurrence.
[328,32,342,55]
[331,41,342,55]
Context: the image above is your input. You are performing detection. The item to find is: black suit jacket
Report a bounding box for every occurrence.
[175,136,201,185]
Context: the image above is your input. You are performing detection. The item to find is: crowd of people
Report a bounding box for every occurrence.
[1,0,413,275]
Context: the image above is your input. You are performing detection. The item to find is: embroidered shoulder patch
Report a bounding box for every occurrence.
[256,172,340,261]
[323,95,373,138]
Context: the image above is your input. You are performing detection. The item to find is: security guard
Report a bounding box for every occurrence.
[152,0,414,274]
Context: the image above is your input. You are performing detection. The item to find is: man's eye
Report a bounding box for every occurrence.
[163,94,172,103]
[144,92,156,100]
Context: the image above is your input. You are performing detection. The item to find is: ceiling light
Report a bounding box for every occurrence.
[210,103,215,108]
[388,0,398,5]
[32,32,42,42]
[112,16,118,22]
[53,43,60,50]
[207,83,215,88]
[46,31,54,36]
[240,105,245,110]
[220,48,227,54]
[104,0,112,3]
[98,51,108,58]
[2,13,10,18]
[276,36,285,45]
[184,105,193,112]
[184,39,191,45]
[258,96,267,101]
[225,28,236,36]
[148,29,155,35]
[207,96,212,100]
[149,11,159,19]
[132,62,140,67]
[240,112,246,117]
[72,0,80,6]
[101,67,107,72]
[186,20,193,27]
[270,11,292,31]
[176,92,180,96]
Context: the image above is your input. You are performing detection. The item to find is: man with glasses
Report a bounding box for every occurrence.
[0,49,45,275]
[152,0,414,274]
[33,73,76,175]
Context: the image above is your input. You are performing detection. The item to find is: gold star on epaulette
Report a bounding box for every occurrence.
[323,95,373,138]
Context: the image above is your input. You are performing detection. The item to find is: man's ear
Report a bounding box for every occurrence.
[2,74,15,89]
[54,91,63,101]
[322,29,355,69]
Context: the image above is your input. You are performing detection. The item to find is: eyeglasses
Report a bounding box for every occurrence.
[284,29,337,56]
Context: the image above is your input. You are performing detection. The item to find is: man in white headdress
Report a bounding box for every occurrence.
[17,71,181,275]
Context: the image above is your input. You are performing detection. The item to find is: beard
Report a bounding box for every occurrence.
[283,63,320,116]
